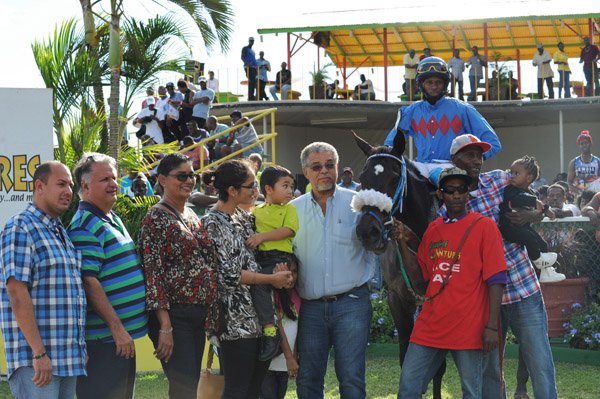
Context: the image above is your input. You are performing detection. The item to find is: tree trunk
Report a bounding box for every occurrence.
[80,0,109,152]
[108,0,122,163]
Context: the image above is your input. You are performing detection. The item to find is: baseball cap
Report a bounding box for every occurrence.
[198,76,207,83]
[146,96,155,106]
[450,134,492,156]
[230,110,242,118]
[166,82,174,88]
[342,167,353,174]
[438,166,473,187]
[577,130,593,144]
[249,36,255,41]
[536,44,543,49]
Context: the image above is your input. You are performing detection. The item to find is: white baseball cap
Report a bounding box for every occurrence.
[450,134,492,156]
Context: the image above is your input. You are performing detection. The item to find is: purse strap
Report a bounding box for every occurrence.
[206,344,216,370]
[423,215,484,303]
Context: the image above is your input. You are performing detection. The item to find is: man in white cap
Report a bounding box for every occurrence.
[133,97,164,144]
[532,44,554,99]
[448,134,559,399]
[241,36,258,101]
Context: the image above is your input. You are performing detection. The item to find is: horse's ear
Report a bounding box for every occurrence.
[352,130,374,156]
[391,129,406,157]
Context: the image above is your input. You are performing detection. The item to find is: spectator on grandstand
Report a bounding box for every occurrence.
[466,46,487,101]
[206,115,228,161]
[134,97,164,144]
[420,47,433,61]
[403,49,419,100]
[547,184,581,217]
[165,82,184,140]
[156,85,177,143]
[354,74,376,100]
[221,110,263,158]
[536,185,550,205]
[567,130,600,195]
[580,36,600,97]
[257,51,271,101]
[191,78,214,130]
[207,71,219,99]
[141,86,159,109]
[553,42,571,98]
[181,136,209,170]
[447,48,465,101]
[188,171,219,217]
[242,37,258,101]
[121,170,155,199]
[177,80,195,138]
[532,44,554,99]
[270,62,292,101]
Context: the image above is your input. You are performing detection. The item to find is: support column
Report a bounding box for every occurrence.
[287,33,291,70]
[516,49,522,97]
[559,109,564,172]
[383,27,388,101]
[484,23,489,101]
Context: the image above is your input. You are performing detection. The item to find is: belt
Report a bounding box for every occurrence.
[310,283,367,303]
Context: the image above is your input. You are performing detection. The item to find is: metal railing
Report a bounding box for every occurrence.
[146,107,278,173]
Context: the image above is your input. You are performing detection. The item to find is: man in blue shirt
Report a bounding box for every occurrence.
[384,56,501,183]
[0,161,87,399]
[256,51,271,101]
[241,36,258,101]
[291,142,374,399]
[338,166,360,191]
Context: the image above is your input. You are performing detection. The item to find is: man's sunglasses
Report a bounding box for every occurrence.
[309,162,336,172]
[168,172,197,182]
[440,184,469,195]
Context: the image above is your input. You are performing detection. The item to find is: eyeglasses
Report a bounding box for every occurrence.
[240,181,259,190]
[440,184,470,195]
[309,162,336,173]
[168,172,197,182]
[417,62,448,75]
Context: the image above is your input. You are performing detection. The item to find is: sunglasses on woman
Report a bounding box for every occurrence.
[168,172,197,182]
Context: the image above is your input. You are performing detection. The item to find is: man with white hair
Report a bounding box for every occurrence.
[291,142,374,399]
[68,153,147,399]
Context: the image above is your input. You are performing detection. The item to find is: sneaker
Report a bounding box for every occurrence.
[259,329,282,362]
[539,266,566,283]
[532,252,557,269]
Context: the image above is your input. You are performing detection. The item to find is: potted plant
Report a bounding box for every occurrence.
[487,52,518,100]
[309,63,332,99]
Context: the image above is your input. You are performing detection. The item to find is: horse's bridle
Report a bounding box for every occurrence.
[362,152,408,244]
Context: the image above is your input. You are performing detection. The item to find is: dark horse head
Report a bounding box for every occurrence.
[353,131,436,253]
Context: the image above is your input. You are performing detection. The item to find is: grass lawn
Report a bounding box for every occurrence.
[1,343,599,398]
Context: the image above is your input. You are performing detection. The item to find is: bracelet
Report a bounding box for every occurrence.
[485,326,498,332]
[159,327,173,334]
[33,352,47,360]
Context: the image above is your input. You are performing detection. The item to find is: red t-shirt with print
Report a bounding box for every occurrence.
[411,212,507,350]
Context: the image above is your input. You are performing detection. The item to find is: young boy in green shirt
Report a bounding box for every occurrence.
[246,165,298,361]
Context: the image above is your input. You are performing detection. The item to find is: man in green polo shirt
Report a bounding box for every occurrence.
[68,153,147,399]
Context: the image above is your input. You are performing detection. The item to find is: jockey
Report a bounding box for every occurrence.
[384,56,501,184]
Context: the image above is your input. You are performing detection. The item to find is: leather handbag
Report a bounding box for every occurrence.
[196,345,224,399]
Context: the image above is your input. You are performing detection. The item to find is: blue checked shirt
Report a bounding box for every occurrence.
[0,204,87,378]
[439,170,541,304]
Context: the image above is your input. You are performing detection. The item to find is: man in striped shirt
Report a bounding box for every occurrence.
[1,161,87,399]
[68,153,147,399]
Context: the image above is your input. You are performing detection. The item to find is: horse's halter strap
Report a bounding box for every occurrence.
[365,153,407,216]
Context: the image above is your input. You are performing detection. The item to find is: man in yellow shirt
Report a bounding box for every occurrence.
[553,42,571,98]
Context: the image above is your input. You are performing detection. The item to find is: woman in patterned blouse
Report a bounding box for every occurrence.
[139,153,217,399]
[201,159,293,399]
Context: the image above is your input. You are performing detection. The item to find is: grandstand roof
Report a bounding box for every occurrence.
[258,2,600,67]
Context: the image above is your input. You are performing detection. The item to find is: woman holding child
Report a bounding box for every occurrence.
[200,159,293,399]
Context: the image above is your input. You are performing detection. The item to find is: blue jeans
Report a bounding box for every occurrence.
[296,285,372,399]
[398,344,485,399]
[483,291,558,399]
[558,70,571,98]
[468,76,481,101]
[9,367,77,399]
[269,84,291,100]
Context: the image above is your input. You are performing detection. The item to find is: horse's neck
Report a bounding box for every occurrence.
[397,162,436,239]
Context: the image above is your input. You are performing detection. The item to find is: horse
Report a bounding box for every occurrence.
[351,130,446,398]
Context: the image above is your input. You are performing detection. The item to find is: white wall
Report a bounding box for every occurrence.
[0,88,54,228]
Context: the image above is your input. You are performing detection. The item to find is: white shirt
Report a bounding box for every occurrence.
[448,56,465,81]
[404,53,419,79]
[135,107,164,144]
[207,77,219,92]
[155,96,170,121]
[532,50,554,78]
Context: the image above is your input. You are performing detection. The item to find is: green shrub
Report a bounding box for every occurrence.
[563,299,600,350]
[369,290,398,343]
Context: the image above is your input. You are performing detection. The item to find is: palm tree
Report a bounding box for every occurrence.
[31,19,99,163]
[80,0,234,162]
